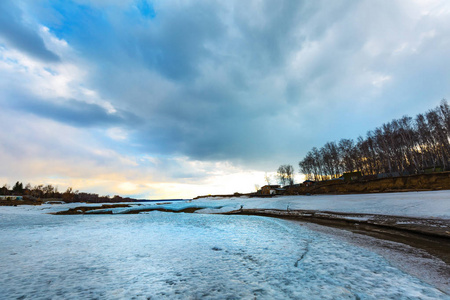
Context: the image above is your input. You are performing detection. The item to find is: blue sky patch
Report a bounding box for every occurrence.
[137,0,156,19]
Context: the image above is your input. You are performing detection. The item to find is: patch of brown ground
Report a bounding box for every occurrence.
[53,204,133,215]
[53,204,205,215]
[285,172,450,195]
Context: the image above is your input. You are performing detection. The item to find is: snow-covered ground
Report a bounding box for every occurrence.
[68,190,450,219]
[195,190,450,218]
[0,199,449,299]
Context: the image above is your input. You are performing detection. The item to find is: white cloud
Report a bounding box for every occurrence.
[0,26,118,116]
[107,127,128,141]
[371,74,392,88]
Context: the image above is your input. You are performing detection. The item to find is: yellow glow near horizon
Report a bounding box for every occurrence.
[1,169,304,200]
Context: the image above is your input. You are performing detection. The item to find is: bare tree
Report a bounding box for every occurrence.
[299,152,315,180]
[298,100,449,180]
[264,173,272,186]
[277,165,294,186]
[338,138,356,173]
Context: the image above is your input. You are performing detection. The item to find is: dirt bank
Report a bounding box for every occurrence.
[53,203,203,215]
[285,172,450,195]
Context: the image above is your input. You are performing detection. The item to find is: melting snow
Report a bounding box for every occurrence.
[0,203,448,299]
[195,190,450,219]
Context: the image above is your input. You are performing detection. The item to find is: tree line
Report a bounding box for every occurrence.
[1,181,137,203]
[298,99,450,181]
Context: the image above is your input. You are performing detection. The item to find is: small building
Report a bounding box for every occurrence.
[343,171,362,182]
[260,185,281,195]
[303,180,315,187]
[275,188,286,195]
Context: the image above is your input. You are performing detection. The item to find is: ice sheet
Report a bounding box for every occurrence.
[0,208,447,299]
[196,190,450,219]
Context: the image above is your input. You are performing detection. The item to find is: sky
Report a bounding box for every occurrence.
[1,0,449,199]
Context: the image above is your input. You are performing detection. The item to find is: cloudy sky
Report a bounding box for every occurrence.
[1,0,449,199]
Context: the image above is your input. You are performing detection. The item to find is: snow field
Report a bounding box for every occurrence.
[67,190,450,219]
[0,208,448,299]
[198,190,450,218]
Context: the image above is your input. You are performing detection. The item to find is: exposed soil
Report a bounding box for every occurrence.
[194,173,450,199]
[53,204,204,215]
[53,204,133,214]
[284,172,450,195]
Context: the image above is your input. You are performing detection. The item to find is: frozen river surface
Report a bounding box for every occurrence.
[0,206,448,299]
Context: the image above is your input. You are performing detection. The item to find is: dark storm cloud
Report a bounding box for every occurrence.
[64,0,316,163]
[6,94,138,128]
[49,0,226,81]
[139,2,225,80]
[0,0,60,62]
[3,0,450,171]
[52,0,449,167]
